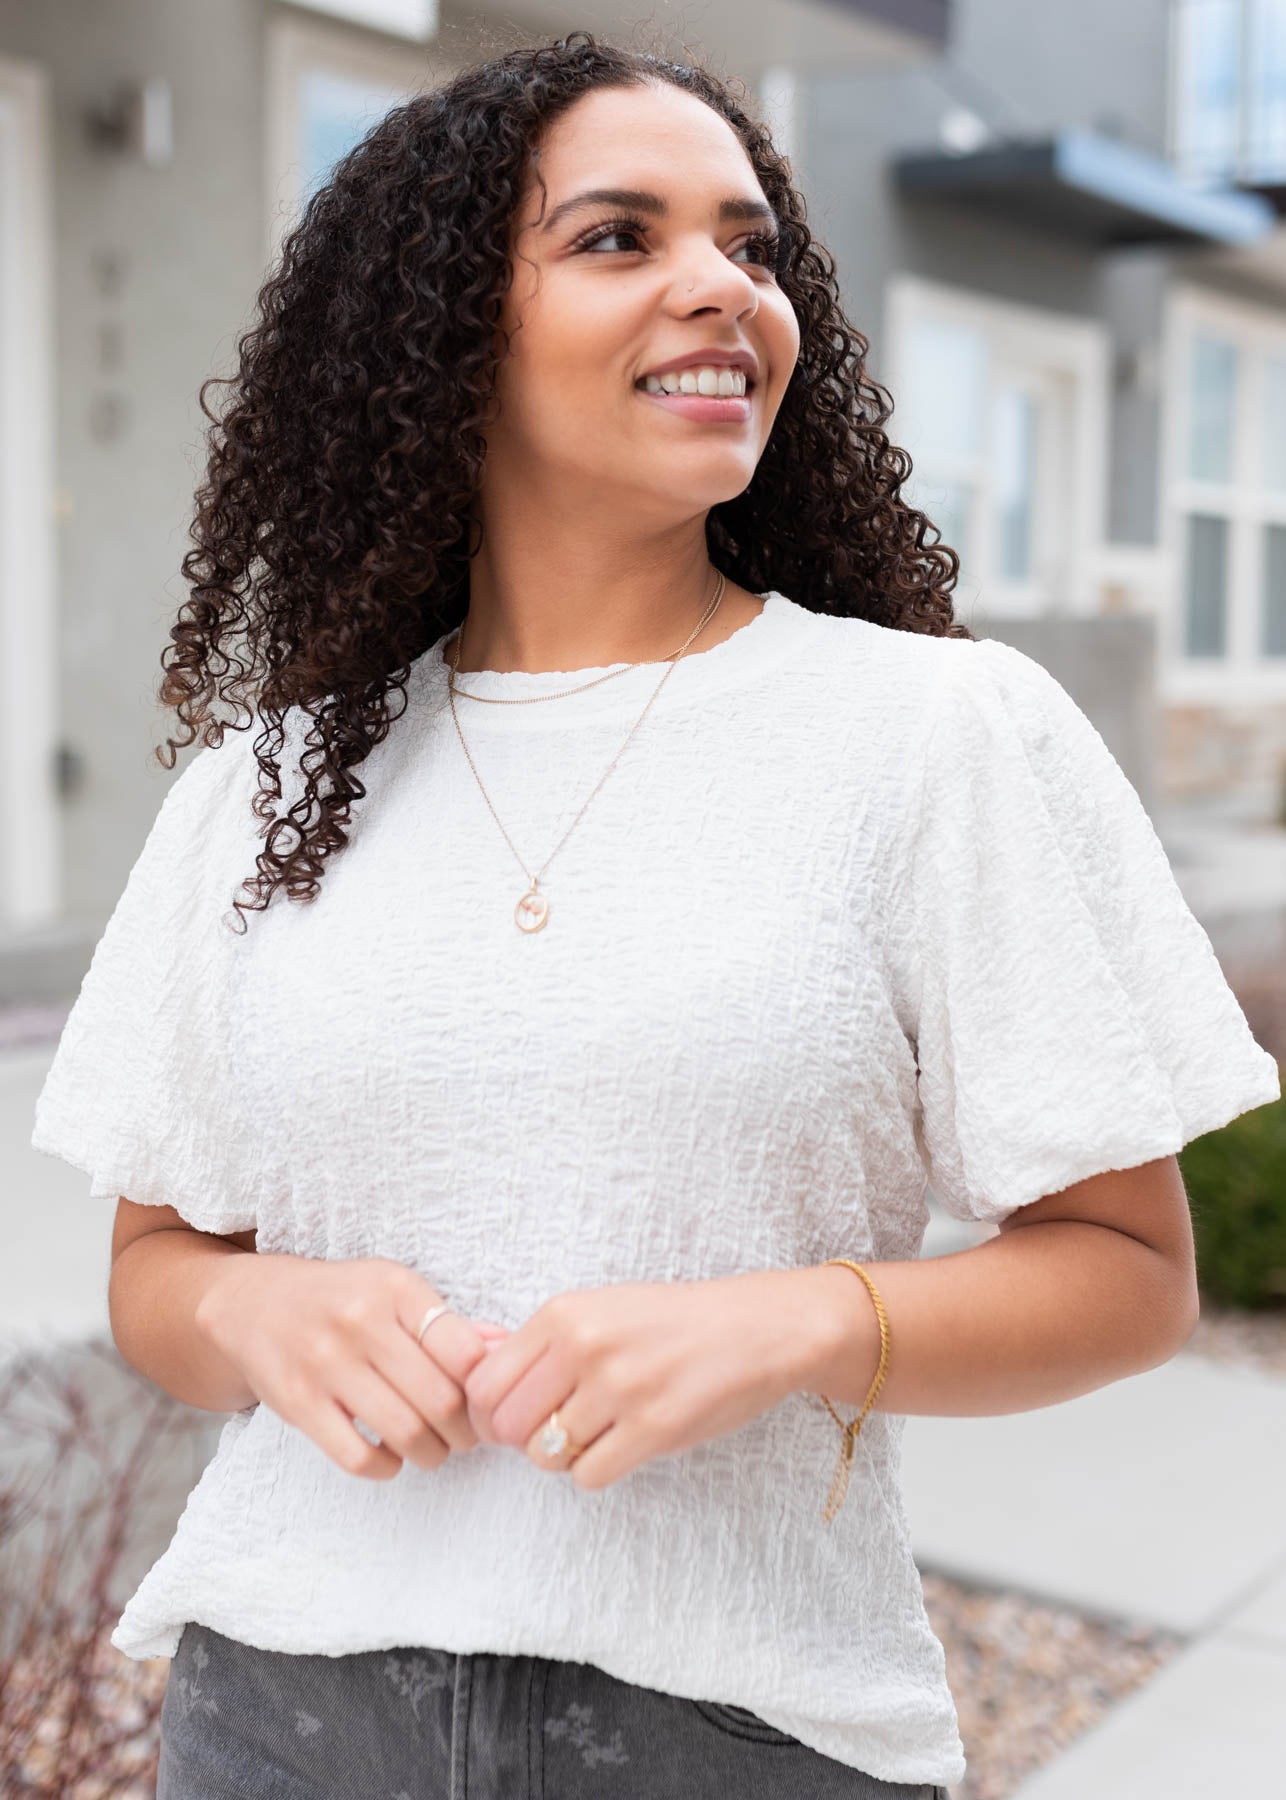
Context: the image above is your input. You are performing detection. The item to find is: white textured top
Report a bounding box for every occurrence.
[31,591,1280,1788]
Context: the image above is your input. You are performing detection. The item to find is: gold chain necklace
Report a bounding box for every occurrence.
[447,575,724,703]
[446,569,725,933]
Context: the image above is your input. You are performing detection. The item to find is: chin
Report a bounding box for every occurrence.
[643,449,761,489]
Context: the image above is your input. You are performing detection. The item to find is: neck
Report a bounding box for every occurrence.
[452,507,759,674]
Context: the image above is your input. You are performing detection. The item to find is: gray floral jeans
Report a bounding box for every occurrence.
[158,1620,948,1799]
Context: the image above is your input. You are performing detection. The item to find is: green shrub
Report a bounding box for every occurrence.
[1180,1070,1286,1311]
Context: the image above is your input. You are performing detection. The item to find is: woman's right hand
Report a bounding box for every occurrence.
[195,1252,511,1481]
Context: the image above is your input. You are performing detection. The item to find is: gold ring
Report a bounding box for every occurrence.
[536,1409,585,1464]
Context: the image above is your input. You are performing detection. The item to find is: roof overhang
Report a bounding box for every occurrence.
[892,128,1277,249]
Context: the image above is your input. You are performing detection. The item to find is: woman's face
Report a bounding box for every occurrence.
[480,80,801,525]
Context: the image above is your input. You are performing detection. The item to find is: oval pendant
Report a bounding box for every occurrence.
[515,885,549,932]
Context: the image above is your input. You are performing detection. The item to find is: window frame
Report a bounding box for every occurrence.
[0,52,57,930]
[263,10,467,264]
[883,273,1109,622]
[1161,283,1286,698]
[1167,0,1286,185]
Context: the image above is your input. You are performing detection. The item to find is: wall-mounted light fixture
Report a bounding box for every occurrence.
[85,78,173,168]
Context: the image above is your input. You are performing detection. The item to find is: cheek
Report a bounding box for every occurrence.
[758,305,800,418]
[528,371,626,457]
[764,295,801,375]
[492,357,586,449]
[498,314,627,438]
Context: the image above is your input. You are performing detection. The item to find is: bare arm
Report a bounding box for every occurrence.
[107,1200,268,1413]
[783,1154,1202,1417]
[105,1199,509,1479]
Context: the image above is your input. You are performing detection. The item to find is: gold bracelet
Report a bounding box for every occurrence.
[817,1258,891,1523]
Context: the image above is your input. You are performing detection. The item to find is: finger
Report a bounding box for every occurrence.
[523,1388,615,1475]
[562,1419,640,1493]
[489,1346,577,1450]
[398,1302,502,1450]
[401,1302,496,1387]
[369,1320,481,1455]
[334,1362,452,1473]
[308,1394,406,1482]
[463,1330,551,1441]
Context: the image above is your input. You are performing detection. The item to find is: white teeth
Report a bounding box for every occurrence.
[641,366,748,397]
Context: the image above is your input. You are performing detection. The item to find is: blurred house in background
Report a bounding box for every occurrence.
[1,0,1284,1010]
[806,0,1286,827]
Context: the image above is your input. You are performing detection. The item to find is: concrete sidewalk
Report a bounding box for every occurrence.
[1157,797,1286,926]
[3,1041,114,1344]
[909,1208,1286,1799]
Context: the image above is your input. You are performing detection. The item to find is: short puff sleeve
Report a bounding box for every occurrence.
[30,726,268,1235]
[901,637,1281,1226]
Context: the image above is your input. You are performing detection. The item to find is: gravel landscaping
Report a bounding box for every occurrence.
[0,1579,1188,1800]
[920,1567,1188,1800]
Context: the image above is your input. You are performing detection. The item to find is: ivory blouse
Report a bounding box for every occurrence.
[30,590,1280,1788]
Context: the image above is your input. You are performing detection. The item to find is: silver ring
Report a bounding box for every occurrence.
[416,1303,454,1346]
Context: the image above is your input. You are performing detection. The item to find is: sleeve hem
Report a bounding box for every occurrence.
[29,1124,259,1237]
[940,1054,1281,1227]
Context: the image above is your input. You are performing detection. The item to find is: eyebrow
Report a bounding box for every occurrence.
[540,186,781,235]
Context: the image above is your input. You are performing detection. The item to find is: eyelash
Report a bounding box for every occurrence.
[570,213,786,273]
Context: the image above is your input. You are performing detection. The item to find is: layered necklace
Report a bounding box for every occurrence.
[446,569,726,933]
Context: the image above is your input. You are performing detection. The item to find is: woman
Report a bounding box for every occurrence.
[31,30,1278,1800]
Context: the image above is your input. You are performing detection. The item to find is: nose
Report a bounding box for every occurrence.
[670,239,758,314]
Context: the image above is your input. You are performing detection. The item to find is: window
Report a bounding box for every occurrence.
[898,314,986,572]
[296,65,409,207]
[885,276,1107,620]
[1170,0,1286,185]
[1184,514,1230,654]
[996,385,1038,581]
[1251,1,1286,172]
[1187,332,1238,482]
[1165,289,1286,678]
[265,13,465,251]
[1264,353,1286,490]
[1263,523,1286,654]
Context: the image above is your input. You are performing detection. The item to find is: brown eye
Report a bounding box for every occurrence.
[732,232,783,272]
[571,216,650,255]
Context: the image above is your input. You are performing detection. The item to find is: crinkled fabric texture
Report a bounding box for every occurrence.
[883,633,1281,1224]
[29,720,272,1234]
[30,593,1280,1791]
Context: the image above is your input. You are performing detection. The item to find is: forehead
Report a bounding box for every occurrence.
[524,83,762,214]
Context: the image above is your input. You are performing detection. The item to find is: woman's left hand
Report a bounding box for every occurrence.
[461,1269,819,1490]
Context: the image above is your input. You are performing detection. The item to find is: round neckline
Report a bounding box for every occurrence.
[414,590,812,730]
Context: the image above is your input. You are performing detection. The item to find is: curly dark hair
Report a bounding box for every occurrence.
[160,27,971,932]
